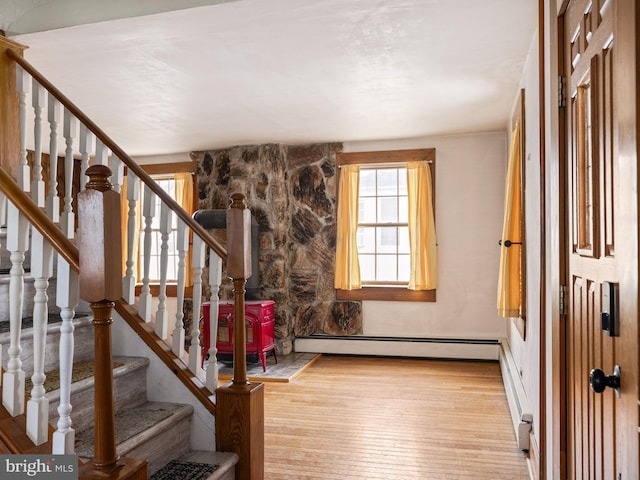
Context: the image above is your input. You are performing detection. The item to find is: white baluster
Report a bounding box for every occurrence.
[171,219,188,358]
[79,124,94,191]
[52,256,78,454]
[16,66,31,192]
[205,252,222,391]
[95,138,109,166]
[123,172,139,304]
[26,229,53,445]
[111,156,125,194]
[31,79,46,207]
[154,202,170,339]
[189,236,205,375]
[2,203,28,416]
[61,109,78,239]
[46,93,62,223]
[138,184,155,322]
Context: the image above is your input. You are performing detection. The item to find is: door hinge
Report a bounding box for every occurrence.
[560,284,568,315]
[558,76,566,108]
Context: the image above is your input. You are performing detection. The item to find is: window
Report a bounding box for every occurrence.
[335,149,437,302]
[357,166,410,284]
[138,175,179,282]
[124,161,196,297]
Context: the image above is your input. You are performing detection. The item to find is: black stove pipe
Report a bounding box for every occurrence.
[192,209,261,300]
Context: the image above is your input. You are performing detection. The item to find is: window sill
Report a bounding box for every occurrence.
[336,286,436,302]
[134,284,194,298]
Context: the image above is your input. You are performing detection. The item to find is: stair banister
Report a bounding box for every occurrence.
[6,49,227,261]
[216,193,265,480]
[0,167,79,270]
[77,165,147,480]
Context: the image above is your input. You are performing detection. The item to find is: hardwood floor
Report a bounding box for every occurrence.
[263,355,530,479]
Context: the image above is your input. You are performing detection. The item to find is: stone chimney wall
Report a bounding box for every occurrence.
[193,143,362,354]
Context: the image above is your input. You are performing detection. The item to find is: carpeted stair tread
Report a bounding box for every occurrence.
[150,460,219,480]
[25,360,125,394]
[75,401,194,460]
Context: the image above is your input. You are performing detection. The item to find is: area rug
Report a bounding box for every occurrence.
[217,352,321,383]
[150,460,219,480]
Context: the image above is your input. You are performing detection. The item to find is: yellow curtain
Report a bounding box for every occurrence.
[334,164,361,290]
[406,161,437,290]
[497,123,523,317]
[175,172,194,287]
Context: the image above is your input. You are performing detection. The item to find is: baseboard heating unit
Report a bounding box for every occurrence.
[499,338,533,452]
[294,335,500,361]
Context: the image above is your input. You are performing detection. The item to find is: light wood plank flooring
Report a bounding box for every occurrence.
[263,355,530,479]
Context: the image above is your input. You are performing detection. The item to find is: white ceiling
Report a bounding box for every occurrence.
[7,0,537,156]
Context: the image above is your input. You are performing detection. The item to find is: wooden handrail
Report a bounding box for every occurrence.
[0,166,79,272]
[6,49,227,261]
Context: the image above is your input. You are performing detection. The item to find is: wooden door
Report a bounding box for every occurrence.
[562,0,638,479]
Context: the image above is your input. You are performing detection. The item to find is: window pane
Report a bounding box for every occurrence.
[359,254,375,282]
[378,197,398,223]
[377,227,397,254]
[398,254,411,282]
[357,227,376,253]
[398,227,410,254]
[359,170,376,197]
[358,197,377,223]
[376,255,397,282]
[398,168,407,195]
[398,195,408,223]
[149,257,159,281]
[377,169,397,196]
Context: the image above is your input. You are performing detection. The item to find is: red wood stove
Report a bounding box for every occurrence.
[202,300,277,372]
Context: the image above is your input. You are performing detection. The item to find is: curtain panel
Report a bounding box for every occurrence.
[497,123,523,318]
[334,164,361,290]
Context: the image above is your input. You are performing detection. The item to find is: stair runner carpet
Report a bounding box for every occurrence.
[0,313,88,333]
[24,361,125,393]
[149,460,219,480]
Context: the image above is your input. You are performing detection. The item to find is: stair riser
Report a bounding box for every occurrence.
[0,276,59,324]
[48,357,149,434]
[122,413,192,476]
[0,317,94,377]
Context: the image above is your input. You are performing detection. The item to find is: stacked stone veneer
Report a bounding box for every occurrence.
[193,143,362,354]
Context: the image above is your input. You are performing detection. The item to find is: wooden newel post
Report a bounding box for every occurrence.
[216,193,264,480]
[77,165,147,480]
[0,36,26,178]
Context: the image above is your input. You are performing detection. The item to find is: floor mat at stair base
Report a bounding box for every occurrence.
[150,460,219,480]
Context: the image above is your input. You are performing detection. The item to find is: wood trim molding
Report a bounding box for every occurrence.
[337,148,435,165]
[139,161,195,175]
[336,286,436,302]
[134,284,193,298]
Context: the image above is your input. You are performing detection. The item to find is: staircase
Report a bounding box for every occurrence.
[0,35,264,480]
[0,314,237,478]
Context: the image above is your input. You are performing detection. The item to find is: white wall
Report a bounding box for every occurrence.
[506,30,542,452]
[343,131,508,340]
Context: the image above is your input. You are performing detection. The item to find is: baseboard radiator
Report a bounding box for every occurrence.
[294,335,500,360]
[499,339,533,452]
